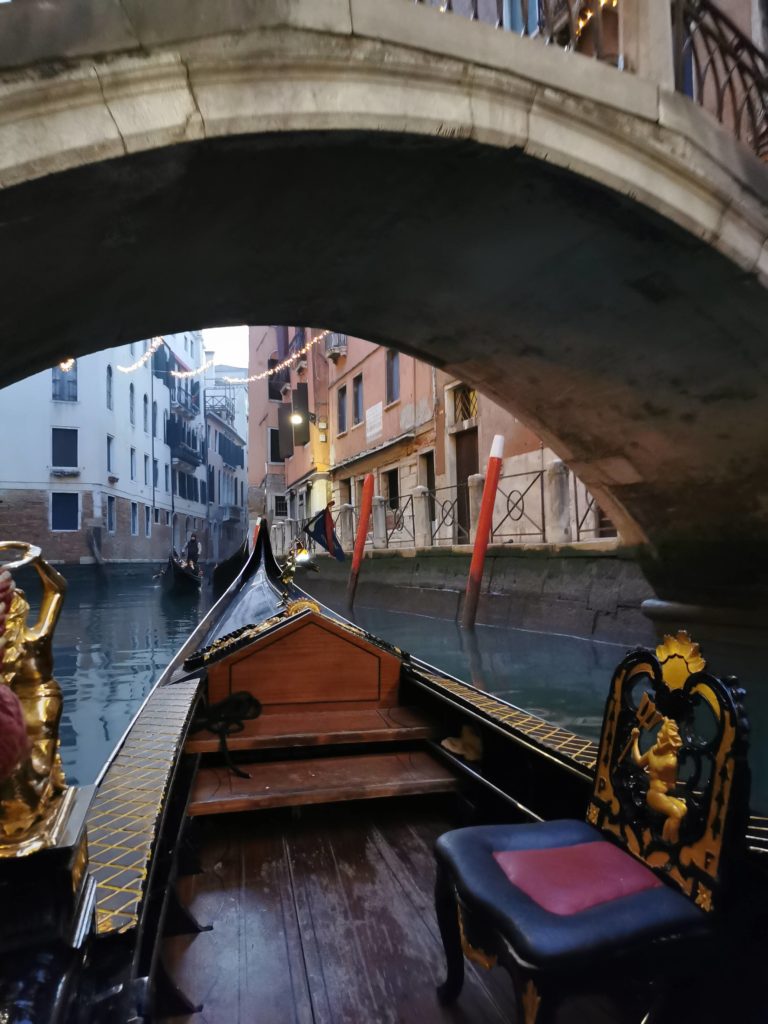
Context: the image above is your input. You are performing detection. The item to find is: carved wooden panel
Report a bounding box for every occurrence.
[207,613,401,710]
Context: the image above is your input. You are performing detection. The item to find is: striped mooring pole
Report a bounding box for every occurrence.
[347,472,375,608]
[462,435,504,631]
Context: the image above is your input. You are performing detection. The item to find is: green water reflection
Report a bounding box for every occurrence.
[16,569,211,785]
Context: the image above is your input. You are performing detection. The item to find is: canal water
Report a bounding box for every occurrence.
[20,569,212,786]
[16,570,766,814]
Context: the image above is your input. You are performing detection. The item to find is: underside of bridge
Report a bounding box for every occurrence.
[2,130,768,607]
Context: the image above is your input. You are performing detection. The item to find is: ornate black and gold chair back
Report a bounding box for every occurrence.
[433,632,750,1024]
[588,631,750,913]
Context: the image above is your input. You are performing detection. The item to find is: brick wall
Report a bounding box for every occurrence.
[0,488,210,565]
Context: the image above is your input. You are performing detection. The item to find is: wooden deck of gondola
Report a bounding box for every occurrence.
[162,798,621,1024]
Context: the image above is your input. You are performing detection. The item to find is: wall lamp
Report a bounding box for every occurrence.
[289,412,327,429]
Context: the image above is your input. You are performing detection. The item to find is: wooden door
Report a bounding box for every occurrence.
[455,428,478,541]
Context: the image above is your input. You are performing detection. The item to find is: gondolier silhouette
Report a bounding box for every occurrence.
[185,533,200,572]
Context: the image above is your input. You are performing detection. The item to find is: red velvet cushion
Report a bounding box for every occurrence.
[492,841,663,916]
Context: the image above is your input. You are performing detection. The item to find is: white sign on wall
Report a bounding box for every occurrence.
[366,402,383,443]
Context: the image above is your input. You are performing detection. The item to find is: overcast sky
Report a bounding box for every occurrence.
[202,325,249,368]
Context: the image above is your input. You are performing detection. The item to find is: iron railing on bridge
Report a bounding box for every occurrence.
[414,0,768,158]
[673,0,768,158]
[413,0,620,63]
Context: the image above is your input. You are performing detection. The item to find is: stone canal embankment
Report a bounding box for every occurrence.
[303,542,655,645]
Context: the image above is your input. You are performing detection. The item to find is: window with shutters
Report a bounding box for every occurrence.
[51,493,78,531]
[51,428,77,468]
[268,427,283,463]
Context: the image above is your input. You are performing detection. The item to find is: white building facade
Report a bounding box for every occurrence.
[204,362,248,562]
[0,331,211,564]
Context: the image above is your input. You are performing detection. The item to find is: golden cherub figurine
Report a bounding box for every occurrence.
[0,543,67,855]
[631,717,688,844]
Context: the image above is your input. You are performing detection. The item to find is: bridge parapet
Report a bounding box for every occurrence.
[0,0,765,157]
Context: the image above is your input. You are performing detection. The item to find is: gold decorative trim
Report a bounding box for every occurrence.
[695,884,713,912]
[521,979,542,1024]
[656,630,706,690]
[416,671,598,770]
[86,681,199,934]
[590,642,740,910]
[458,907,497,970]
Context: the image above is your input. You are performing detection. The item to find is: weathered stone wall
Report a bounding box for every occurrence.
[0,488,208,565]
[303,545,655,644]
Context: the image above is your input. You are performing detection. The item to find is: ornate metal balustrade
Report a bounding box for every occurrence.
[429,483,472,546]
[385,494,416,548]
[413,0,768,157]
[673,0,768,158]
[491,470,546,543]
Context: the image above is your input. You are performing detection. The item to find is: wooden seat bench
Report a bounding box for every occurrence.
[188,750,456,815]
[184,706,438,754]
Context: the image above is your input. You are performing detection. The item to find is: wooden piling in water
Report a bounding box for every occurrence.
[347,473,374,608]
[461,435,504,631]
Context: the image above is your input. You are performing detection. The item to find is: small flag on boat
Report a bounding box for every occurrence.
[305,503,345,561]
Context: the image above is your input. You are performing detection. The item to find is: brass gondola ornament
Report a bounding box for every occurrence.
[0,542,95,952]
[0,542,69,855]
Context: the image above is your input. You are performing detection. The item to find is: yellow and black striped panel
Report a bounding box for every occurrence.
[85,681,200,934]
[415,671,599,771]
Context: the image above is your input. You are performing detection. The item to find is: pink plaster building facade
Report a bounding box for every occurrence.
[249,326,614,552]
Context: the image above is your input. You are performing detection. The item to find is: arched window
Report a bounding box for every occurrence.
[106,365,113,410]
[152,400,158,438]
[129,383,135,425]
[143,394,149,432]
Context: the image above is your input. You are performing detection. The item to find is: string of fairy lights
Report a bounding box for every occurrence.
[576,0,618,35]
[56,328,332,381]
[222,328,331,385]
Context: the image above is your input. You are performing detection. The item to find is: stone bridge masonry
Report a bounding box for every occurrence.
[1,0,768,628]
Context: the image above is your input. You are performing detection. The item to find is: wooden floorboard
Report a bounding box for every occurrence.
[188,750,457,816]
[163,800,625,1024]
[184,706,437,754]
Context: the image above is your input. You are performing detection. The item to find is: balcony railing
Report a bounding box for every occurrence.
[324,332,348,361]
[289,328,307,355]
[206,393,236,425]
[170,442,203,468]
[222,505,243,522]
[170,389,199,418]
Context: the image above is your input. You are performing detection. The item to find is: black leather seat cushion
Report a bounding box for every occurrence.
[435,820,710,971]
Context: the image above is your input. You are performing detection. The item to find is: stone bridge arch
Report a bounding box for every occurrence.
[1,0,768,611]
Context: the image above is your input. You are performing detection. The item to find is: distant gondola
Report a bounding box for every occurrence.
[159,552,202,595]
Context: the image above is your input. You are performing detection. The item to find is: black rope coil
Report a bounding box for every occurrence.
[191,691,262,779]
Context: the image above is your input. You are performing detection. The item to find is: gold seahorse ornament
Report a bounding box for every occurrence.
[0,543,68,856]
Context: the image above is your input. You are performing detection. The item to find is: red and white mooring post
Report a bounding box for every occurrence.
[462,435,504,630]
[347,472,375,608]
